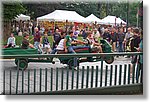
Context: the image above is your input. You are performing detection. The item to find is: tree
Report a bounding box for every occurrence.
[3,3,26,41]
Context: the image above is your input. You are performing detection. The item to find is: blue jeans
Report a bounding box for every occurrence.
[34,41,43,54]
[51,48,58,54]
[68,46,89,53]
[118,42,124,52]
[68,45,89,67]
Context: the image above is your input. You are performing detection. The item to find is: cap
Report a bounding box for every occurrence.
[23,32,29,37]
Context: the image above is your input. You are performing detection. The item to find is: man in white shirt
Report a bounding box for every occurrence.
[51,31,66,54]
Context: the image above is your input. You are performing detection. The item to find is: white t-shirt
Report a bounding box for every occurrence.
[7,37,16,46]
[56,39,64,50]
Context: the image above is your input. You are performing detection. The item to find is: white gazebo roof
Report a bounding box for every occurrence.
[15,14,30,21]
[85,14,102,23]
[37,10,86,23]
[101,15,126,25]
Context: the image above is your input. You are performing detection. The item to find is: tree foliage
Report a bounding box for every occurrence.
[3,3,26,20]
[3,1,141,25]
[24,1,140,26]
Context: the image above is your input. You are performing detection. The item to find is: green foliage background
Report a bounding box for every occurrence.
[2,1,142,42]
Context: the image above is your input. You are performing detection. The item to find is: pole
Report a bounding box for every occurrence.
[115,17,116,27]
[106,0,109,16]
[137,12,138,27]
[126,0,129,32]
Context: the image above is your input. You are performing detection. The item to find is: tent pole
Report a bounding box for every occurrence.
[54,20,55,32]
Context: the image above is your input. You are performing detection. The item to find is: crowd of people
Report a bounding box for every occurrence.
[7,23,143,55]
[5,23,143,76]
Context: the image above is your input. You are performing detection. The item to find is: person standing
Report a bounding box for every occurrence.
[73,26,80,39]
[93,28,100,43]
[52,28,61,49]
[33,27,43,54]
[124,27,133,53]
[102,28,110,42]
[110,27,118,52]
[117,27,125,52]
[135,30,143,81]
[130,28,141,77]
[42,33,51,54]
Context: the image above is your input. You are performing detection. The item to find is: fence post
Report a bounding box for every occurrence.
[95,66,99,87]
[61,68,64,90]
[114,65,117,85]
[119,65,122,85]
[123,64,127,85]
[3,70,5,95]
[76,67,79,89]
[9,69,11,95]
[100,61,103,87]
[140,64,143,83]
[28,69,30,94]
[22,69,24,94]
[45,68,47,92]
[56,68,58,91]
[110,65,113,86]
[81,66,85,89]
[34,68,36,92]
[71,67,74,89]
[91,66,94,88]
[132,64,136,84]
[66,67,69,90]
[128,64,131,84]
[39,68,42,92]
[105,65,108,86]
[16,68,19,94]
[86,66,89,88]
[50,68,53,91]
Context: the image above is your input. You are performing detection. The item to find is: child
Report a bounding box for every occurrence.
[5,33,16,48]
[42,33,51,54]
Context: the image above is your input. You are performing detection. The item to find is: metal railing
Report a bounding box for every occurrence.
[2,52,143,95]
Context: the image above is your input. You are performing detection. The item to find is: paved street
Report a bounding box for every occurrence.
[1,56,134,94]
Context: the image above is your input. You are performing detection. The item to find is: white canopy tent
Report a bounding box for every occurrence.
[85,14,102,24]
[37,10,86,23]
[101,15,126,25]
[15,14,30,21]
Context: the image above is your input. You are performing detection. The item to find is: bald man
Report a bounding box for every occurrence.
[33,27,43,54]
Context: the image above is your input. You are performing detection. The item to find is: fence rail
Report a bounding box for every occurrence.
[2,52,143,95]
[1,52,142,59]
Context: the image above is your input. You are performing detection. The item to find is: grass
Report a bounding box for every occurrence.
[2,35,84,47]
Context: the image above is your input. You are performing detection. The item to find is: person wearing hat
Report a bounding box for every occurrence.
[21,32,34,49]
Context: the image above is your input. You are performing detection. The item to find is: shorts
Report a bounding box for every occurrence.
[43,44,51,48]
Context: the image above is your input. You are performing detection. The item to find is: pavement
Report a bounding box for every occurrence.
[0,56,135,94]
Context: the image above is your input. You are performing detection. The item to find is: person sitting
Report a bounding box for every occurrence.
[64,30,88,54]
[86,31,103,53]
[5,33,16,48]
[42,33,51,54]
[51,31,66,54]
[21,32,34,49]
